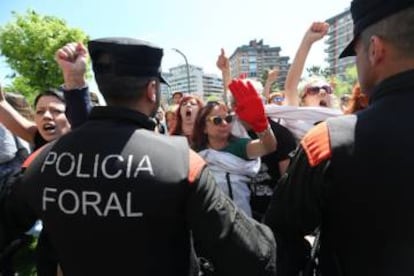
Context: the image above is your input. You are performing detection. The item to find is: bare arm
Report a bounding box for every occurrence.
[284,22,329,106]
[264,67,279,102]
[216,48,231,107]
[0,86,37,144]
[246,125,277,159]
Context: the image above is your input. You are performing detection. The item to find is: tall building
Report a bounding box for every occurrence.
[325,9,355,79]
[228,39,290,89]
[161,64,223,102]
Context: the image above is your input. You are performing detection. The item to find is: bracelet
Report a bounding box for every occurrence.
[257,125,272,139]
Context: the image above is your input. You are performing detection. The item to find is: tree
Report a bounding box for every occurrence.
[0,10,89,102]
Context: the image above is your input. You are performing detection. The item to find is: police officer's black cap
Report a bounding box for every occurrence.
[339,0,414,58]
[88,37,169,85]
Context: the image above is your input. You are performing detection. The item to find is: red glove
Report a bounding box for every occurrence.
[228,79,268,132]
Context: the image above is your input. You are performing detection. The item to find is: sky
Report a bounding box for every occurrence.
[0,0,352,86]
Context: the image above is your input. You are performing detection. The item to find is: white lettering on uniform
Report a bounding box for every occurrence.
[41,152,57,172]
[58,190,80,214]
[42,188,144,218]
[76,153,90,178]
[103,192,125,217]
[82,191,102,216]
[93,154,100,178]
[126,155,133,178]
[127,192,143,217]
[134,155,154,177]
[40,152,155,179]
[102,155,123,179]
[56,152,76,176]
[43,187,57,210]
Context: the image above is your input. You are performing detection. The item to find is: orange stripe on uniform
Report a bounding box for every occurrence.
[300,122,332,167]
[22,144,48,169]
[188,149,206,185]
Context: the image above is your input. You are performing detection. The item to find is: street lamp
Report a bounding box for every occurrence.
[172,48,191,94]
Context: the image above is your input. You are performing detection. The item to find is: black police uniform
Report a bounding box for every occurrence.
[1,104,276,276]
[264,70,414,275]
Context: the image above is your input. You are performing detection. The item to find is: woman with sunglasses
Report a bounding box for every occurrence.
[284,21,336,108]
[192,80,276,217]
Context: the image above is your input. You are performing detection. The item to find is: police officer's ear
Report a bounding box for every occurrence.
[146,80,158,103]
[368,35,387,65]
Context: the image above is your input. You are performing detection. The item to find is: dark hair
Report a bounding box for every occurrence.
[34,89,65,108]
[361,7,414,58]
[192,101,229,152]
[170,95,204,136]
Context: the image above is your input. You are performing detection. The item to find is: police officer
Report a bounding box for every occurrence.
[0,38,276,276]
[264,0,414,275]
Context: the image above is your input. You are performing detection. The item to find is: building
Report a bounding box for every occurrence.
[325,8,355,79]
[161,64,223,103]
[228,39,290,89]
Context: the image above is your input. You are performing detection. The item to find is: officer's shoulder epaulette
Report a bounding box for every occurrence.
[300,121,332,167]
[188,149,206,185]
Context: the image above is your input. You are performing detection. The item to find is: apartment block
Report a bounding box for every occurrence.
[325,9,355,79]
[228,39,290,89]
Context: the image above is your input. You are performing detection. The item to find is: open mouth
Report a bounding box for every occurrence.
[43,123,56,134]
[185,110,192,117]
[319,100,327,107]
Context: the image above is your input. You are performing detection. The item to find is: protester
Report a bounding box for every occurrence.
[264,1,414,275]
[284,22,334,108]
[171,91,184,105]
[192,80,277,217]
[0,37,276,276]
[165,104,178,133]
[169,94,204,144]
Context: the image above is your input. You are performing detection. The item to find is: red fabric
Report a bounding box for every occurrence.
[228,79,268,132]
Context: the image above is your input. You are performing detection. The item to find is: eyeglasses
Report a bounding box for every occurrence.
[207,114,233,125]
[305,85,333,96]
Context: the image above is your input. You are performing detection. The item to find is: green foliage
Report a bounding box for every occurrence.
[330,66,358,97]
[0,10,89,103]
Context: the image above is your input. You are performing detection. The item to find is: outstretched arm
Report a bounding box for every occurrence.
[264,67,279,102]
[216,48,231,107]
[284,22,329,106]
[55,42,91,128]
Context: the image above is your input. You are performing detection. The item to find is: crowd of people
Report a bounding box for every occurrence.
[1,0,414,275]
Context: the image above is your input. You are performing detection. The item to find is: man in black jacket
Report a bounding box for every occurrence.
[264,0,414,275]
[0,38,276,276]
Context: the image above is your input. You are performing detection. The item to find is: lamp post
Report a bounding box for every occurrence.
[172,48,191,94]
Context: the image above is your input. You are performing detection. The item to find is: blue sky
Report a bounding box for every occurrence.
[0,0,351,86]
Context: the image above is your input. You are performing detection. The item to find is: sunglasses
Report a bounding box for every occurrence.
[305,85,333,96]
[272,96,284,103]
[207,114,233,125]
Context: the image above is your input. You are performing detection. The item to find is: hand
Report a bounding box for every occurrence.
[55,42,87,89]
[303,22,329,44]
[228,79,268,132]
[216,48,230,72]
[266,67,279,84]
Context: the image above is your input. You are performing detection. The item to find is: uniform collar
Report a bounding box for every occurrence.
[370,69,414,104]
[89,106,156,130]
